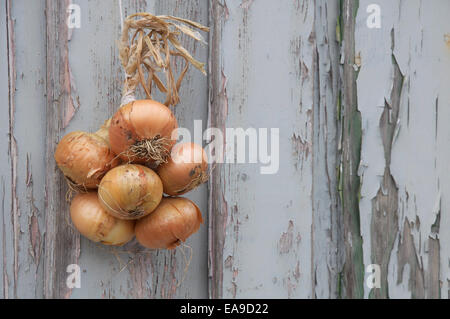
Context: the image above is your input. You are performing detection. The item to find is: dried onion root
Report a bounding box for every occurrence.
[109,99,178,164]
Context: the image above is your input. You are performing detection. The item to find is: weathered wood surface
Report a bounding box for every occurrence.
[1,0,47,298]
[2,0,209,299]
[1,0,450,299]
[356,0,450,298]
[208,0,341,298]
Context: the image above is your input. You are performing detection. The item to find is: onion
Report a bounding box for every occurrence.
[135,197,203,249]
[70,192,135,246]
[54,123,120,190]
[98,164,163,220]
[109,99,178,164]
[157,143,208,196]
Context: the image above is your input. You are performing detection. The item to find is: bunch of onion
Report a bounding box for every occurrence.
[54,119,120,191]
[55,12,211,251]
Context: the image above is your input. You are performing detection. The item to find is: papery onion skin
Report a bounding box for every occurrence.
[70,192,135,246]
[95,119,112,147]
[54,131,120,189]
[157,143,208,196]
[98,164,163,220]
[135,197,203,249]
[109,99,178,163]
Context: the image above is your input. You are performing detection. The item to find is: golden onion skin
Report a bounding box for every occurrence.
[70,192,135,246]
[108,99,178,163]
[98,164,163,220]
[157,143,208,196]
[54,131,120,189]
[95,119,112,147]
[135,197,203,249]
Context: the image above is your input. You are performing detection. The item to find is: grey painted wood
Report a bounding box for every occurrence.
[208,0,341,298]
[1,0,209,298]
[1,0,47,299]
[356,0,450,298]
[2,0,450,299]
[312,0,343,299]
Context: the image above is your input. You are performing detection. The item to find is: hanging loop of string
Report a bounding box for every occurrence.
[118,12,209,107]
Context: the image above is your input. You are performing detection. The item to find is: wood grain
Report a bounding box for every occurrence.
[0,0,47,299]
[356,0,450,298]
[208,0,228,299]
[1,0,450,299]
[44,0,80,299]
[208,0,341,298]
[311,0,343,299]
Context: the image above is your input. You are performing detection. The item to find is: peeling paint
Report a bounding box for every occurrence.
[26,155,42,268]
[340,0,364,299]
[291,133,311,162]
[368,30,403,299]
[240,0,254,10]
[278,221,294,254]
[62,64,80,128]
[397,219,425,298]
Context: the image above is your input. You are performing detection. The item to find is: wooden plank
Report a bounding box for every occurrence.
[208,0,227,299]
[0,0,47,298]
[44,0,209,298]
[355,0,402,298]
[151,0,209,299]
[312,0,343,299]
[44,0,80,299]
[2,0,450,300]
[0,0,13,299]
[208,0,340,298]
[355,0,450,298]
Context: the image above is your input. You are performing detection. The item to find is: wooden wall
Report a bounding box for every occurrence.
[1,0,449,299]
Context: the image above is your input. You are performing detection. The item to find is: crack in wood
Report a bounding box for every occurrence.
[339,0,364,299]
[207,0,229,299]
[5,0,20,299]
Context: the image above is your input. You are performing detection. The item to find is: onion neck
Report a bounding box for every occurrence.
[120,76,137,107]
[95,118,111,145]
